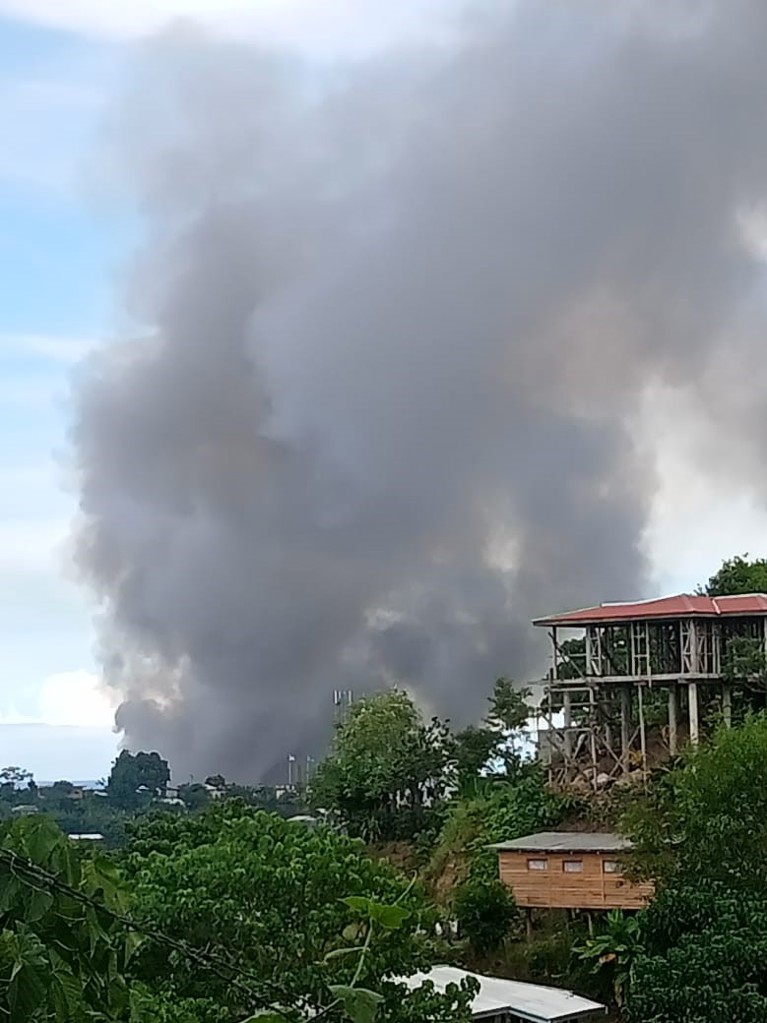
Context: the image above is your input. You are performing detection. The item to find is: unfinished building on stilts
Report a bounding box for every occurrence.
[534,593,767,787]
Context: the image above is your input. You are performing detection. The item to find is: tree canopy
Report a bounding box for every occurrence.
[107,752,170,811]
[701,554,767,596]
[123,801,472,1022]
[621,714,767,1020]
[309,690,453,841]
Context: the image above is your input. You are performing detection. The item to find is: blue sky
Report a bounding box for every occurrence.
[2,0,767,781]
[0,15,128,777]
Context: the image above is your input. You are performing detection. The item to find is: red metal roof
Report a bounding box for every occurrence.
[533,593,767,627]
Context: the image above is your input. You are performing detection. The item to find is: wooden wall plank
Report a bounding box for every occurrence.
[498,850,653,910]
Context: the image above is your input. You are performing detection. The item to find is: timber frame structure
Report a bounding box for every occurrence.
[534,593,767,787]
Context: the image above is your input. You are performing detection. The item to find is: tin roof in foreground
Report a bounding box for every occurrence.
[398,966,606,1022]
[533,593,767,627]
[489,831,632,853]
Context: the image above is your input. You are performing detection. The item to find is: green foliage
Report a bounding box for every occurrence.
[453,877,518,956]
[487,678,530,734]
[427,770,564,889]
[451,727,499,789]
[0,768,33,790]
[309,690,453,842]
[0,816,139,1021]
[722,635,767,687]
[107,752,170,811]
[625,713,767,889]
[701,554,767,596]
[452,679,533,792]
[628,883,767,1022]
[124,802,469,1022]
[177,782,211,811]
[621,716,767,1020]
[574,910,640,1008]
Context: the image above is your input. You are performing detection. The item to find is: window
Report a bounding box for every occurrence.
[563,860,584,873]
[527,858,548,871]
[603,860,621,874]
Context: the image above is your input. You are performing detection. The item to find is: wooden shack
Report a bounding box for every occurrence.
[491,832,653,911]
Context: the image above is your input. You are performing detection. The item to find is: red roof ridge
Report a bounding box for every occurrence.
[533,592,767,627]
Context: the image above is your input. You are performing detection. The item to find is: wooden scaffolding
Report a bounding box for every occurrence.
[533,594,767,788]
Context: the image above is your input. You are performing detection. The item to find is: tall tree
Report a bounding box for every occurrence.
[701,554,767,596]
[107,752,170,811]
[309,690,453,841]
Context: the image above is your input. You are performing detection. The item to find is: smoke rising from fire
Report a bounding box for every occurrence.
[74,1,767,779]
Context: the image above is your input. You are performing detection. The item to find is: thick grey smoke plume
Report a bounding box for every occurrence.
[74,0,767,779]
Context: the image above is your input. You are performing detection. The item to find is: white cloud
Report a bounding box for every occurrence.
[0,333,98,364]
[641,383,767,594]
[0,670,118,729]
[0,724,118,781]
[0,519,70,573]
[0,0,456,55]
[39,670,118,728]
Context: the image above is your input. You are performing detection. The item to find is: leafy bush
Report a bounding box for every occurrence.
[453,877,519,955]
[125,801,469,1022]
[427,769,564,890]
[0,816,140,1021]
[574,910,640,1008]
[627,883,767,1022]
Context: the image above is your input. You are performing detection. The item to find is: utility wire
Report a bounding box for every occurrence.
[0,846,311,1022]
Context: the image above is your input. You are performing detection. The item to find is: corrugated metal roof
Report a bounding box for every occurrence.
[489,831,632,853]
[533,593,767,627]
[398,966,605,1022]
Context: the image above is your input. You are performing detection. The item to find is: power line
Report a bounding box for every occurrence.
[0,846,307,1021]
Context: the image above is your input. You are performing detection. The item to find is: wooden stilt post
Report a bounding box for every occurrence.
[525,909,533,942]
[589,687,598,790]
[722,683,732,728]
[563,691,573,777]
[621,686,632,771]
[638,683,647,784]
[688,681,700,745]
[668,683,679,756]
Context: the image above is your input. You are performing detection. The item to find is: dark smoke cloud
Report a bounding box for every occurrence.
[73,1,767,779]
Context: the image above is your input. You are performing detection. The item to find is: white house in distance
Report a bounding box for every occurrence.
[399,966,605,1022]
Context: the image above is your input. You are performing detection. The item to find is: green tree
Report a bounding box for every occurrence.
[575,910,641,1009]
[107,752,170,811]
[310,690,453,841]
[628,884,767,1022]
[701,554,767,596]
[452,680,533,790]
[621,715,767,1019]
[626,714,767,888]
[451,726,500,790]
[178,782,211,812]
[453,877,518,956]
[0,768,33,789]
[124,802,472,1023]
[0,816,141,1021]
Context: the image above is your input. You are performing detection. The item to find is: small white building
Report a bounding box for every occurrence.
[399,966,605,1023]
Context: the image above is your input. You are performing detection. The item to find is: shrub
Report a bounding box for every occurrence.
[453,877,519,955]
